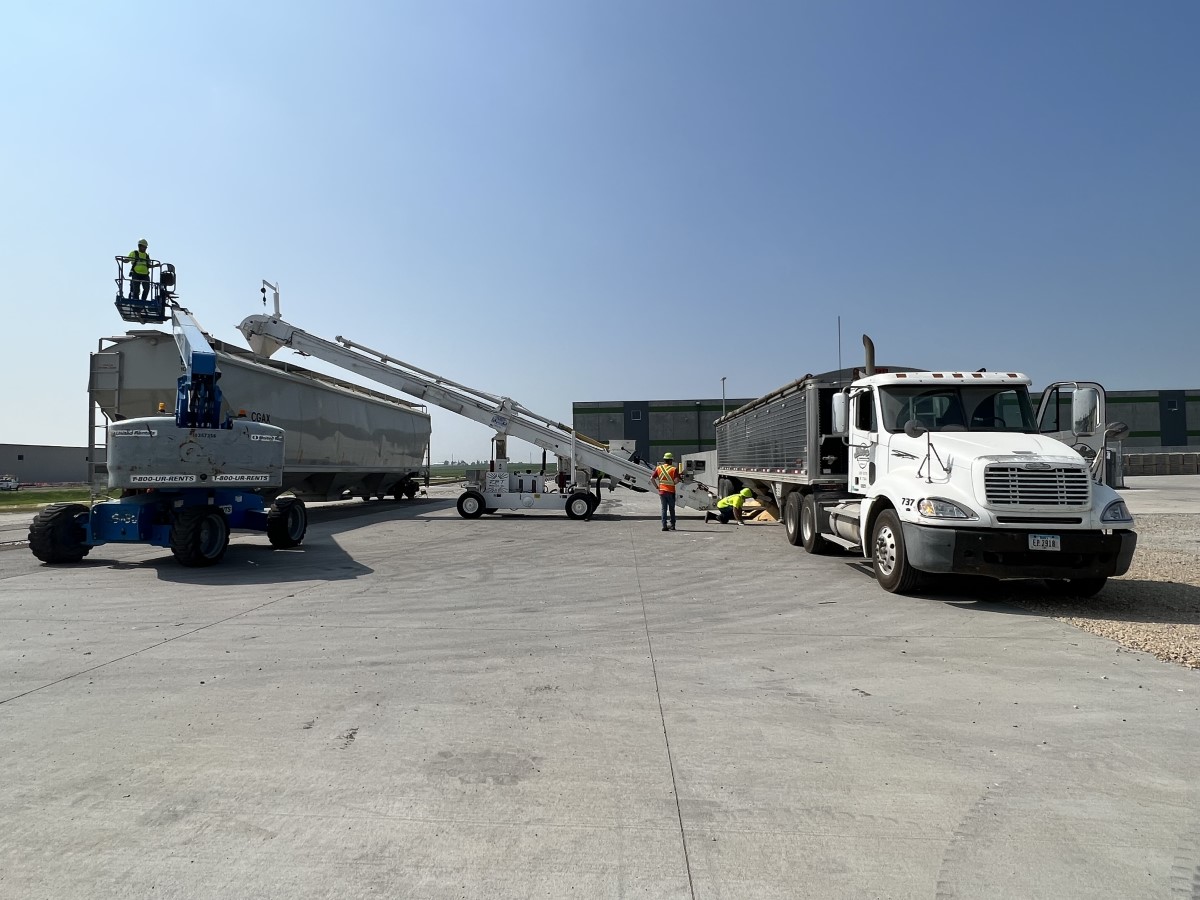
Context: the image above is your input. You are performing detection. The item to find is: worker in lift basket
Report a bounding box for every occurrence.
[127,238,151,301]
[653,452,682,532]
[705,488,754,526]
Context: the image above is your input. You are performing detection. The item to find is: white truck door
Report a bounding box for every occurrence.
[1037,381,1109,478]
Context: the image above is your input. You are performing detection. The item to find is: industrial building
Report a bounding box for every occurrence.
[573,387,1200,468]
[0,444,91,485]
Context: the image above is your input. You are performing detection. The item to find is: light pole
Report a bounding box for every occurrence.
[721,376,727,418]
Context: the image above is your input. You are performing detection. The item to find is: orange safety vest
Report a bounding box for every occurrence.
[654,463,680,493]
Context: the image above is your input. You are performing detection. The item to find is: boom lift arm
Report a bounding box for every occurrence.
[238,306,714,514]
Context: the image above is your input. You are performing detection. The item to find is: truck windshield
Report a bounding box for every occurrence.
[878,385,1036,434]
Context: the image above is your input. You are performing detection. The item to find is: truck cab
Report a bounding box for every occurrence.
[829,372,1136,593]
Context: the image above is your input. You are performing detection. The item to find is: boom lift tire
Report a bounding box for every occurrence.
[267,497,308,549]
[1044,577,1106,598]
[565,492,592,520]
[783,493,803,546]
[871,509,920,594]
[800,494,833,555]
[457,490,486,519]
[171,507,230,567]
[29,503,91,564]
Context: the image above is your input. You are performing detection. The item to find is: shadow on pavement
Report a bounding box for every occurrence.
[50,498,458,586]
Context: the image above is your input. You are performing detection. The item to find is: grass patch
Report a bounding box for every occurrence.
[0,488,117,511]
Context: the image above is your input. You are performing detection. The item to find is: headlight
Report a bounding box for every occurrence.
[1101,500,1133,523]
[917,498,977,519]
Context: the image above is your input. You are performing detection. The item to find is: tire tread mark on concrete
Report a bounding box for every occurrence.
[0,589,318,707]
[935,781,1006,900]
[629,530,697,900]
[1171,824,1200,899]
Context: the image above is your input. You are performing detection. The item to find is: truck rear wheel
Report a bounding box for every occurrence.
[457,490,486,518]
[783,493,803,546]
[267,497,308,549]
[871,510,919,594]
[1044,577,1106,598]
[403,481,418,500]
[29,503,91,564]
[801,494,832,555]
[171,507,230,567]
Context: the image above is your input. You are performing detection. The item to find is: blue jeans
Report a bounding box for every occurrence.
[659,491,676,528]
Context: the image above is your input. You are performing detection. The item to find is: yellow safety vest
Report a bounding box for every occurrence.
[129,249,150,275]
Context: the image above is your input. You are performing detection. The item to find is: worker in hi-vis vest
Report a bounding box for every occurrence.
[705,487,754,525]
[653,451,682,532]
[127,238,151,301]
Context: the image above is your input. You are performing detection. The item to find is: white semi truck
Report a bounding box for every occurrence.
[710,337,1136,596]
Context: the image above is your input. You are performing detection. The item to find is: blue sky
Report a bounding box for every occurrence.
[2,0,1197,459]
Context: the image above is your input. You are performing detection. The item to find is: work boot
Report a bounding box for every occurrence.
[669,525,676,531]
[661,525,669,532]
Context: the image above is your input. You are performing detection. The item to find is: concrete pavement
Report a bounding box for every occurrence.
[1,485,1198,899]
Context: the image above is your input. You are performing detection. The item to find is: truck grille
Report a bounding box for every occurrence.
[984,465,1090,507]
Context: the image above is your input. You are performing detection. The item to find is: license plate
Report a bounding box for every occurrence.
[1028,533,1060,551]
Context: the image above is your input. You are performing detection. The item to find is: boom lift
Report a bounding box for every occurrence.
[239,284,714,519]
[27,263,308,567]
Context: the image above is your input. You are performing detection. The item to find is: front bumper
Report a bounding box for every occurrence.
[901,523,1137,580]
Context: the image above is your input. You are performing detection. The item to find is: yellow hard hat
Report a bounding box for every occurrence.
[662,452,674,460]
[138,238,148,247]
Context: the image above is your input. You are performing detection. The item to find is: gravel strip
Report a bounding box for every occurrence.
[1013,513,1200,669]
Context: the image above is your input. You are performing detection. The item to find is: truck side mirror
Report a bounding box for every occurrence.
[904,420,928,439]
[1071,387,1100,437]
[832,393,847,434]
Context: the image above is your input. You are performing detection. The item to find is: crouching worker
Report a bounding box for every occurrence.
[705,487,754,525]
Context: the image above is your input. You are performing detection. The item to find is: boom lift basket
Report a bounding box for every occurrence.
[113,256,177,323]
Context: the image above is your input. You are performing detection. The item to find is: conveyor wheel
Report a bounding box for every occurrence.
[28,503,91,564]
[457,490,486,519]
[170,507,230,567]
[268,497,308,549]
[565,492,592,520]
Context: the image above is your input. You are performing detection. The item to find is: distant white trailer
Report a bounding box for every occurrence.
[89,330,431,502]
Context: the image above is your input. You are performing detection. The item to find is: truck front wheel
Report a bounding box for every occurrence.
[871,510,919,594]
